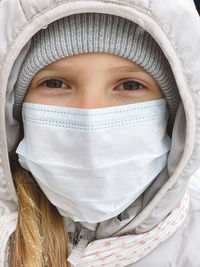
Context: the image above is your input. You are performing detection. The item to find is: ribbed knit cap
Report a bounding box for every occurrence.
[14,13,180,124]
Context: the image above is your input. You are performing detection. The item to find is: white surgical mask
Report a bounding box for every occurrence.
[16,98,171,223]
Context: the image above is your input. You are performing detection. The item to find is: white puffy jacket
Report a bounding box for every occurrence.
[0,0,200,266]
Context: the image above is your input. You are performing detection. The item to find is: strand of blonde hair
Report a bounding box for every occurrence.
[9,159,71,267]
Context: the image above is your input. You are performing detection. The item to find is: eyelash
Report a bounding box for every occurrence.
[40,79,145,91]
[41,79,70,89]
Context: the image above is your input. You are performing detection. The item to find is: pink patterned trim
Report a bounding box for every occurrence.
[73,192,189,267]
[0,212,17,267]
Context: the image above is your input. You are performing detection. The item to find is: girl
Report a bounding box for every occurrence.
[0,0,200,266]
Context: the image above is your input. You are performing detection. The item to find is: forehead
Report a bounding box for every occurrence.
[40,52,144,73]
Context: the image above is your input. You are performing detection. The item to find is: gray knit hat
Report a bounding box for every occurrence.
[14,13,180,123]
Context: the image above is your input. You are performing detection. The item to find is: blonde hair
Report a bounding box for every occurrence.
[9,159,71,267]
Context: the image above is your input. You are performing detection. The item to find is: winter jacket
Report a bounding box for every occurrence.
[0,0,200,266]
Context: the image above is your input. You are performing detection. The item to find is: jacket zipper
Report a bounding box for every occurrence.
[67,228,93,266]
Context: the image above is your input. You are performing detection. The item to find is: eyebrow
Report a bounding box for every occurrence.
[41,65,141,73]
[108,66,141,73]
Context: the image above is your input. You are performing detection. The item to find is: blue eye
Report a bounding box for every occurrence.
[116,81,144,91]
[42,79,69,88]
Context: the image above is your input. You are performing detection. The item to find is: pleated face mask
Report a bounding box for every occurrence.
[16,98,171,223]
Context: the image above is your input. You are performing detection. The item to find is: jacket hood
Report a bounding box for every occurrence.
[0,0,200,236]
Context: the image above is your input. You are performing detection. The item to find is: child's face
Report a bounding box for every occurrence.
[25,52,163,107]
